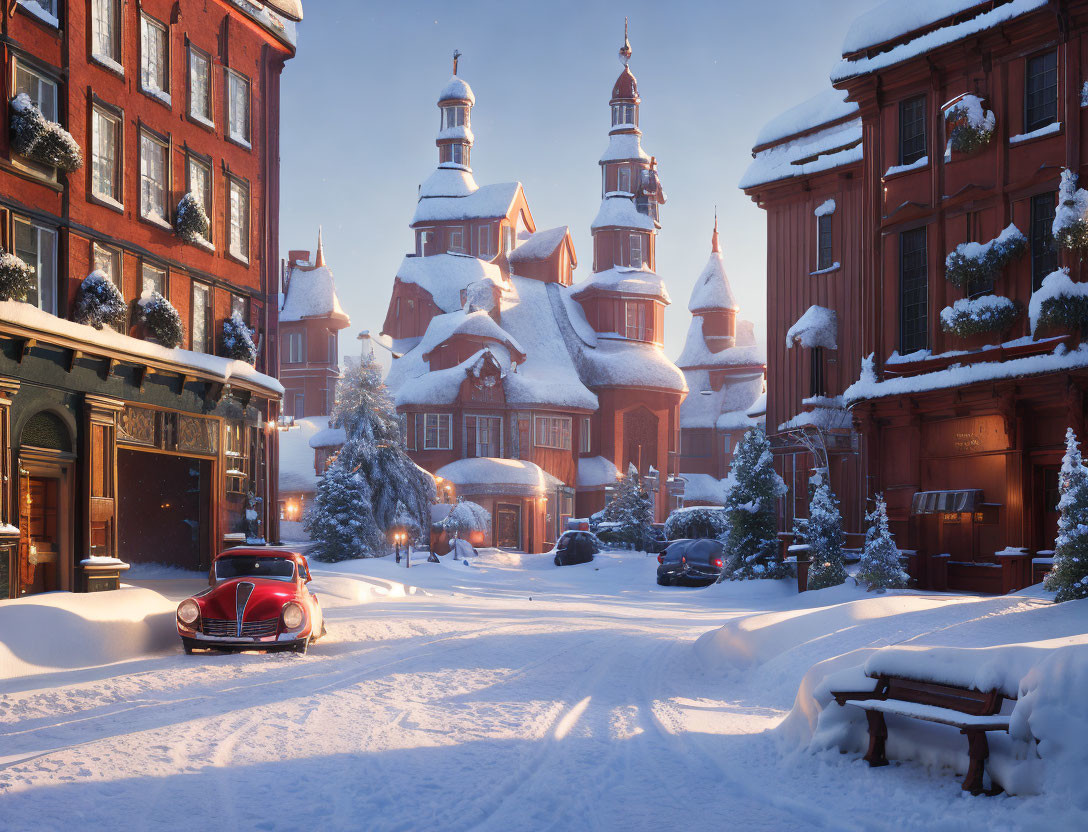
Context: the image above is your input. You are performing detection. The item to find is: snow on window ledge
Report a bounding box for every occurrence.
[189,111,215,130]
[141,212,173,232]
[91,53,124,76]
[883,155,928,178]
[90,191,124,213]
[814,198,836,217]
[1009,121,1061,145]
[17,0,59,28]
[228,133,252,150]
[192,236,215,253]
[141,85,172,107]
[809,262,841,276]
[228,248,250,266]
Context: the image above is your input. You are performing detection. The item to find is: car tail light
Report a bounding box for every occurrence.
[657,552,665,564]
[711,558,724,569]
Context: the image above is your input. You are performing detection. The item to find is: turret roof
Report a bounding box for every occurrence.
[438,75,475,104]
[689,250,738,313]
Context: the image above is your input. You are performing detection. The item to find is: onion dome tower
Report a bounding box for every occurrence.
[688,214,740,352]
[420,50,479,199]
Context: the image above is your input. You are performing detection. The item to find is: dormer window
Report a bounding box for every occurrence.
[442,106,468,129]
[611,103,637,126]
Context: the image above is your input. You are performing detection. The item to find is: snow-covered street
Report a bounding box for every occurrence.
[0,550,1081,831]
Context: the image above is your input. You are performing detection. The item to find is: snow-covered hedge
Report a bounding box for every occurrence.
[10,93,82,172]
[438,499,491,538]
[0,248,34,302]
[1029,268,1088,336]
[219,310,257,364]
[943,223,1025,289]
[664,506,728,541]
[136,290,184,348]
[1052,168,1088,251]
[72,270,126,330]
[944,94,995,155]
[175,192,210,244]
[939,294,1020,338]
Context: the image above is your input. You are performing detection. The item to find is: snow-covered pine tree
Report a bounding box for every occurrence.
[600,463,654,549]
[806,473,848,590]
[0,248,34,301]
[175,192,210,244]
[72,270,126,330]
[855,493,908,593]
[1044,428,1088,602]
[10,93,82,171]
[219,310,257,364]
[304,460,379,561]
[722,427,787,579]
[328,349,436,549]
[137,290,184,348]
[439,498,490,540]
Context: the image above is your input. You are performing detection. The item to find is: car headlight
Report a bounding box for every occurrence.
[178,599,200,626]
[282,602,305,630]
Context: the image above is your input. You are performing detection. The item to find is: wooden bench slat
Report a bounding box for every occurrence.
[845,699,1011,731]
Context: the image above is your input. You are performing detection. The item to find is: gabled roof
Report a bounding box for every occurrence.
[412,182,522,224]
[417,309,526,362]
[508,226,571,263]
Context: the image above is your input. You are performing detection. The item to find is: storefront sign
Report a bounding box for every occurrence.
[924,415,1007,457]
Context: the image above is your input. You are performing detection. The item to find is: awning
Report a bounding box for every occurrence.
[910,490,983,515]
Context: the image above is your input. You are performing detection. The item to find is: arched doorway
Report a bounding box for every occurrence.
[17,410,75,595]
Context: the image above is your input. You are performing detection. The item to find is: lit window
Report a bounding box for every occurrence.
[14,217,57,314]
[140,14,169,102]
[229,179,249,260]
[227,70,251,145]
[91,105,121,203]
[139,131,169,224]
[92,0,121,67]
[424,413,452,450]
[189,47,213,124]
[625,301,648,341]
[142,263,166,297]
[187,155,213,243]
[534,416,572,450]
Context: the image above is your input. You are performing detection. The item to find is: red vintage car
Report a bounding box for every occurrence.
[176,547,325,654]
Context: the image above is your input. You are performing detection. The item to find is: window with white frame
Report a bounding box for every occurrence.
[448,228,463,252]
[227,70,251,145]
[187,155,212,242]
[440,143,466,166]
[19,0,57,21]
[442,106,467,129]
[502,225,515,254]
[15,61,57,122]
[91,105,122,203]
[140,14,169,101]
[478,226,491,258]
[189,47,213,124]
[467,415,502,458]
[93,243,121,287]
[91,0,121,68]
[424,413,452,450]
[630,233,643,268]
[580,416,591,453]
[625,301,648,341]
[535,416,572,450]
[191,282,211,352]
[142,263,165,297]
[139,131,169,224]
[229,178,249,260]
[14,217,57,314]
[287,332,305,364]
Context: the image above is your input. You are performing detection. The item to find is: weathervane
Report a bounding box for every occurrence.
[619,18,631,66]
[453,49,462,75]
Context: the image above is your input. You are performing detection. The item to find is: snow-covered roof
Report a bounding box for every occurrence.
[279,416,327,494]
[676,317,765,370]
[436,124,474,143]
[679,368,764,430]
[309,425,346,449]
[754,88,859,148]
[740,117,862,190]
[677,473,728,505]
[576,456,620,488]
[570,266,670,303]
[437,457,563,497]
[833,0,1047,83]
[412,182,522,224]
[599,133,650,163]
[226,0,297,49]
[571,338,687,393]
[438,75,475,104]
[689,250,738,313]
[280,264,349,324]
[416,309,525,360]
[508,226,569,263]
[419,167,479,199]
[590,195,656,231]
[395,347,509,407]
[0,300,282,396]
[395,254,505,313]
[786,305,838,350]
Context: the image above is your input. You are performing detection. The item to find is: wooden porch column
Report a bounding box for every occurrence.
[83,395,124,564]
[0,379,20,600]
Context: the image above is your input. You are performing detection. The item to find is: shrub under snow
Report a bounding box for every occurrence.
[1044,428,1088,602]
[805,474,847,591]
[137,290,184,348]
[439,498,491,539]
[10,93,82,172]
[175,192,210,244]
[1052,168,1088,251]
[664,505,728,541]
[0,248,34,301]
[597,463,654,550]
[855,494,908,592]
[944,94,995,155]
[939,294,1021,338]
[1029,268,1088,336]
[72,270,126,330]
[219,310,257,364]
[943,223,1025,289]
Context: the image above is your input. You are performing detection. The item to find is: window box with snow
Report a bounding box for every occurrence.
[942,94,995,157]
[10,64,82,177]
[939,295,1021,341]
[944,224,1025,290]
[1029,268,1088,340]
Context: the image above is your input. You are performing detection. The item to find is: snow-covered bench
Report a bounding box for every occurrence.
[831,674,1012,795]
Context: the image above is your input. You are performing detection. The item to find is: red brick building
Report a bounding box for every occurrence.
[382,35,686,553]
[746,0,1088,592]
[0,0,298,597]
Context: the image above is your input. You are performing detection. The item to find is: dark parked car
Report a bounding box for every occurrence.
[552,531,600,566]
[656,538,727,586]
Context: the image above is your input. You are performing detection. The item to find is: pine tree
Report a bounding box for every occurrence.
[806,473,848,590]
[855,493,908,593]
[304,461,378,562]
[599,463,654,550]
[1045,428,1088,602]
[722,427,787,579]
[324,349,436,551]
[72,271,126,330]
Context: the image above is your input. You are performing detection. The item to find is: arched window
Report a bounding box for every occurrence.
[20,411,71,452]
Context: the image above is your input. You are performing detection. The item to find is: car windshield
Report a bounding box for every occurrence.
[215,556,295,582]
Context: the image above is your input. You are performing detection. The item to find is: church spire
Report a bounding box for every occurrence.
[711,209,720,254]
[314,226,326,267]
[619,18,632,66]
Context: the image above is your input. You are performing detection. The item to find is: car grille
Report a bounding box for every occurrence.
[201,618,279,638]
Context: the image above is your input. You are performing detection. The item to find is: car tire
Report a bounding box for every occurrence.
[183,644,194,655]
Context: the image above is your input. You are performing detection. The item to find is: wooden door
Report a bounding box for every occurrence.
[21,476,59,594]
[495,504,521,550]
[1039,465,1060,551]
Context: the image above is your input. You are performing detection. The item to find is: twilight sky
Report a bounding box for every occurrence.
[279,0,879,367]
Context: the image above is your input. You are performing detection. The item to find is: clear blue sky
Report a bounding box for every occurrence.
[279,0,879,365]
